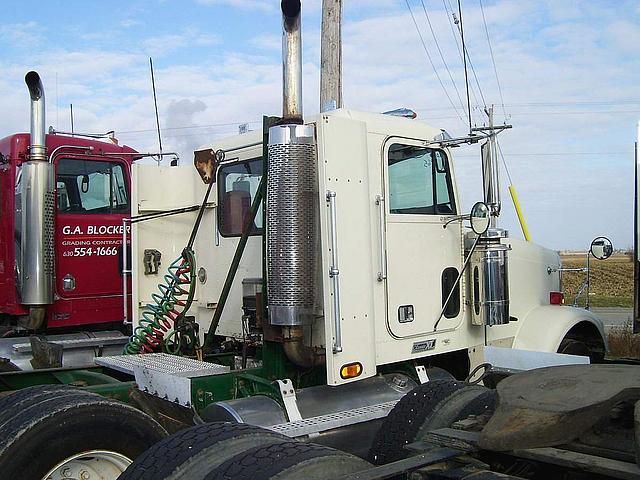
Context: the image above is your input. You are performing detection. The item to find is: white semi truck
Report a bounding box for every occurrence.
[0,1,626,479]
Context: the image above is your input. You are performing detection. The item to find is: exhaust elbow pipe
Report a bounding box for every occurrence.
[281,0,303,123]
[19,71,54,310]
[283,327,326,368]
[25,71,46,162]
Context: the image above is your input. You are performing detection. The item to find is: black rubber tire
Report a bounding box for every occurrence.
[368,379,464,465]
[120,422,291,480]
[0,384,97,428]
[204,440,371,480]
[558,338,591,357]
[635,400,640,467]
[368,380,496,465]
[0,390,167,478]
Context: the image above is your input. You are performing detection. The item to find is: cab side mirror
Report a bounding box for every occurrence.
[590,236,613,260]
[470,202,490,235]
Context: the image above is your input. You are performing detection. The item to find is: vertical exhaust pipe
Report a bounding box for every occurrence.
[281,0,303,123]
[267,1,325,366]
[18,71,54,317]
[25,72,47,162]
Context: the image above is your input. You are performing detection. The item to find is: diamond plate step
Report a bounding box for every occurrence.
[13,335,128,353]
[95,353,229,376]
[269,400,398,438]
[95,354,230,407]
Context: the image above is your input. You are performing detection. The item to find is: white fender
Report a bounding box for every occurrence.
[513,305,607,353]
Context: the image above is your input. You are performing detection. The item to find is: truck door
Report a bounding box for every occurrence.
[52,157,129,327]
[383,139,463,338]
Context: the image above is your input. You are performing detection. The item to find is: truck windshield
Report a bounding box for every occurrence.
[387,144,456,215]
[56,159,129,214]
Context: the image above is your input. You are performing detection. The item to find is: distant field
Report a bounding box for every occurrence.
[560,253,633,308]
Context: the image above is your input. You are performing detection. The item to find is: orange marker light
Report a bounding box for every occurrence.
[340,362,363,379]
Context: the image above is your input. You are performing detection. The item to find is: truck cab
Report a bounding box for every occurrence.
[131,108,607,386]
[0,132,136,333]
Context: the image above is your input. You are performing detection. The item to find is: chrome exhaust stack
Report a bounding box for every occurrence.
[25,72,47,161]
[18,71,55,310]
[267,1,324,366]
[281,0,303,123]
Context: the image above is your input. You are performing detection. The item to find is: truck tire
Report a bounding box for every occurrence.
[0,384,95,427]
[205,440,371,480]
[120,422,291,480]
[368,380,496,465]
[0,390,167,479]
[635,401,640,466]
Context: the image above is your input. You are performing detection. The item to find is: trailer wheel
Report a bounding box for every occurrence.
[120,422,291,480]
[368,380,496,465]
[0,389,167,479]
[204,440,371,480]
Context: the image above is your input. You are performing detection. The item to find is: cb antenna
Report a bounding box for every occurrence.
[150,57,163,166]
[457,0,473,134]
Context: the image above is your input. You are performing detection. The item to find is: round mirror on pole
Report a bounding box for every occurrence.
[470,202,490,235]
[590,236,613,260]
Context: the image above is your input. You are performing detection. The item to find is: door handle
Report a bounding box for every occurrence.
[376,195,387,282]
[326,190,343,354]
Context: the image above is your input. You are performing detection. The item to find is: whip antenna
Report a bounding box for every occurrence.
[150,57,163,165]
[457,0,472,133]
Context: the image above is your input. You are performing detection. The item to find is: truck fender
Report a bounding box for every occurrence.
[512,305,607,354]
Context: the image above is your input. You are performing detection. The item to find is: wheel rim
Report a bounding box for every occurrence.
[43,450,132,480]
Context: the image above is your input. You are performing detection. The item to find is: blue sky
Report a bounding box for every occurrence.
[1,0,639,250]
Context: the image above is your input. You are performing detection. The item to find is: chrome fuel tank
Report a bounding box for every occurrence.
[201,373,417,458]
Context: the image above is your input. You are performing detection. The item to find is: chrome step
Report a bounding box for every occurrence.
[95,353,228,376]
[95,353,229,407]
[269,400,398,438]
[12,335,128,353]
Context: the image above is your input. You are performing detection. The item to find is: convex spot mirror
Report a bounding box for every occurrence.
[590,236,613,260]
[470,202,490,235]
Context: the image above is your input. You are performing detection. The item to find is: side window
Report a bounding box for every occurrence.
[56,159,129,214]
[217,158,263,237]
[387,143,456,215]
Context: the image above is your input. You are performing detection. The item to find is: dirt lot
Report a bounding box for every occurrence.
[560,253,633,308]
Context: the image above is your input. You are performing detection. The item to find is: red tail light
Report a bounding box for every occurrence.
[550,291,564,305]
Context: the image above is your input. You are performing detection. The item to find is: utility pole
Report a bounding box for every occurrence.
[320,0,342,112]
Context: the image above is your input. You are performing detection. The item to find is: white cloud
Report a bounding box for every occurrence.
[1,0,638,248]
[0,21,43,48]
[195,0,275,12]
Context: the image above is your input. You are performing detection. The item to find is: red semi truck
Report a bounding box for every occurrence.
[0,72,137,367]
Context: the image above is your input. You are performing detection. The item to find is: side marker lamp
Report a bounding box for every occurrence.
[340,362,363,379]
[550,291,564,305]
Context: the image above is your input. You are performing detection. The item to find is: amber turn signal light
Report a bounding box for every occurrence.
[340,362,363,379]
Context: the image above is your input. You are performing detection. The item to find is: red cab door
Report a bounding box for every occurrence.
[51,156,130,328]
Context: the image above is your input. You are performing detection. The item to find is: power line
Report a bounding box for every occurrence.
[405,0,467,126]
[442,0,481,111]
[454,151,632,157]
[116,120,261,135]
[418,0,466,116]
[496,139,513,184]
[479,0,506,119]
[415,108,640,119]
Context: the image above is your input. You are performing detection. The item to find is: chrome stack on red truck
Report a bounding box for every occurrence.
[0,1,638,479]
[0,72,140,371]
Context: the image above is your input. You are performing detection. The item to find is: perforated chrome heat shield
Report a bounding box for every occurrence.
[267,124,319,326]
